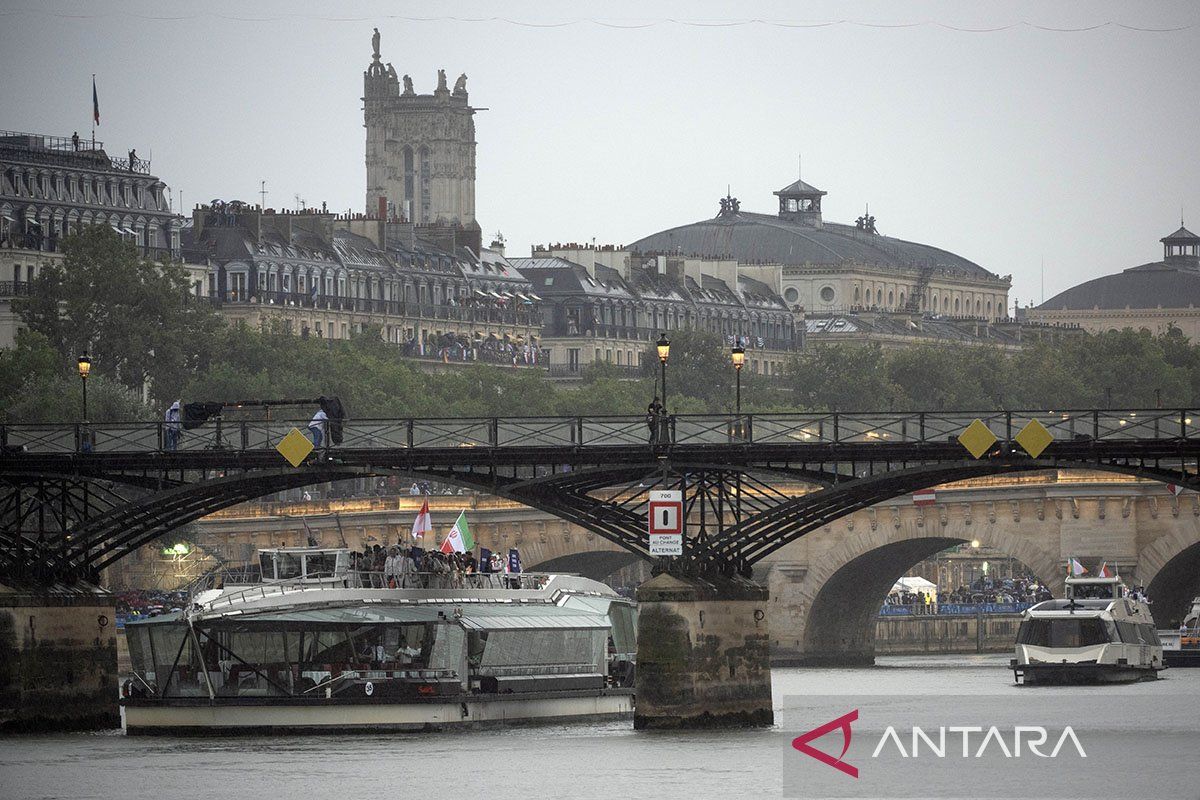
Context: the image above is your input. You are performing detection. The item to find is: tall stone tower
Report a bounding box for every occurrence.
[363,28,477,226]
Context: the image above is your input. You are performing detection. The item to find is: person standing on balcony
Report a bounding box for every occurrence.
[127,149,137,171]
[71,132,80,151]
[647,396,664,443]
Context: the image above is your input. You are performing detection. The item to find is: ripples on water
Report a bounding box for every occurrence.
[2,655,1196,800]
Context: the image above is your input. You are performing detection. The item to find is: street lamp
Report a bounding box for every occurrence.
[656,332,671,408]
[731,345,745,417]
[77,353,91,421]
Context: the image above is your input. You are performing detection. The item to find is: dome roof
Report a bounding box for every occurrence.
[628,209,997,279]
[1037,224,1200,311]
[1038,262,1200,311]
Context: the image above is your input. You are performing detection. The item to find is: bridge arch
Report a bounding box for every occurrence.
[785,517,1062,666]
[528,551,644,582]
[1140,521,1200,627]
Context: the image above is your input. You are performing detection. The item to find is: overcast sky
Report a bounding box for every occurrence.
[2,0,1197,307]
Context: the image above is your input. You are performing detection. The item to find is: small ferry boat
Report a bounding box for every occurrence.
[1011,575,1163,685]
[1159,597,1200,668]
[121,547,636,734]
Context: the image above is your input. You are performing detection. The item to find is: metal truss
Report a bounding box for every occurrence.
[3,410,1200,585]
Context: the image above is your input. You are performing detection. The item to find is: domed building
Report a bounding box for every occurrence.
[1028,224,1200,338]
[627,176,1012,321]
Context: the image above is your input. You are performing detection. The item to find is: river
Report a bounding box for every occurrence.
[2,655,1197,800]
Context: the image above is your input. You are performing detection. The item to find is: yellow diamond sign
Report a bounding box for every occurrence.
[1014,419,1054,458]
[276,427,314,467]
[958,419,998,459]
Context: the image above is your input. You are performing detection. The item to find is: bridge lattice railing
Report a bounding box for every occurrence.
[0,410,1195,454]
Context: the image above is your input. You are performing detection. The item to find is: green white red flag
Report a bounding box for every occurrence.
[1067,557,1088,577]
[439,510,474,554]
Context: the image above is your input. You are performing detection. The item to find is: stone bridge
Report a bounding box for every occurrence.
[141,470,1200,666]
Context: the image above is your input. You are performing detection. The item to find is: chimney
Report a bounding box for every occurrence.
[377,196,387,220]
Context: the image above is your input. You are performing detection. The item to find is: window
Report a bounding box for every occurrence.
[1017,618,1112,648]
[819,286,835,303]
[784,287,799,304]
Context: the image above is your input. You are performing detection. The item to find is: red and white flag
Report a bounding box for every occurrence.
[410,499,431,540]
[1068,557,1089,577]
[912,489,936,506]
[1097,562,1114,578]
[1167,483,1186,497]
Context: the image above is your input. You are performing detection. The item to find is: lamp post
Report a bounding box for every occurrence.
[731,345,745,417]
[77,353,91,421]
[656,332,671,408]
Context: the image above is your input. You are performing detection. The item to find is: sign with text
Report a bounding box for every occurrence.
[648,489,683,555]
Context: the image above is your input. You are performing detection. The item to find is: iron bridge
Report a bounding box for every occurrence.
[2,408,1199,585]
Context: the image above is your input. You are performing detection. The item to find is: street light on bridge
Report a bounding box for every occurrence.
[656,332,671,409]
[731,345,745,418]
[77,353,92,422]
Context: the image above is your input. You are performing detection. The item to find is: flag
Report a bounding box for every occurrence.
[1167,483,1185,497]
[508,547,522,574]
[92,77,100,125]
[1097,562,1113,578]
[1067,557,1089,577]
[912,489,936,506]
[439,510,474,554]
[410,499,431,541]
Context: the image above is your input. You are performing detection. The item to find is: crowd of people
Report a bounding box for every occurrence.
[350,544,519,589]
[884,575,1054,615]
[401,332,542,367]
[114,588,188,620]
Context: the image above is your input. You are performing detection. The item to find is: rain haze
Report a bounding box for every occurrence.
[1,0,1197,305]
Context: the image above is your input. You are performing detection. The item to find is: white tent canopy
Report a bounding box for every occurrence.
[890,576,938,600]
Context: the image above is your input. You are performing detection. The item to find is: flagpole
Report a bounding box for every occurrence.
[91,74,95,147]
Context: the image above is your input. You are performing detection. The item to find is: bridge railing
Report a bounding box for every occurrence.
[0,409,1195,454]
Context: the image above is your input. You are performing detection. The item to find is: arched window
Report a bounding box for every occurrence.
[954,297,960,313]
[888,290,894,306]
[403,146,415,215]
[876,288,882,305]
[418,146,432,222]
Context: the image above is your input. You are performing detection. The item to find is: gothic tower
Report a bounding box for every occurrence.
[363,29,477,226]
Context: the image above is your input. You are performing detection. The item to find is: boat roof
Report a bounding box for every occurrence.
[1027,599,1114,613]
[198,603,610,630]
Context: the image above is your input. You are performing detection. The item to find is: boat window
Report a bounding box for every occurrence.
[276,552,301,580]
[304,552,338,578]
[476,628,606,674]
[1139,624,1161,646]
[1017,618,1111,648]
[259,552,275,580]
[608,604,637,654]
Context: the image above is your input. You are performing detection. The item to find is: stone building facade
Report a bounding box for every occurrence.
[513,249,798,377]
[1027,223,1200,338]
[0,130,183,348]
[363,29,476,228]
[186,204,541,363]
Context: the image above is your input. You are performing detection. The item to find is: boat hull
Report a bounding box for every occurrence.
[1012,661,1158,685]
[1164,649,1200,668]
[123,689,634,735]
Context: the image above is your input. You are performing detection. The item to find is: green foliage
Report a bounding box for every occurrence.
[14,227,222,400]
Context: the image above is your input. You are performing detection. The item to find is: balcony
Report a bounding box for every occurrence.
[208,292,541,327]
[0,281,31,298]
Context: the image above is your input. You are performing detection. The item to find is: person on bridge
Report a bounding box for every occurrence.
[164,400,181,451]
[308,407,329,448]
[647,396,664,443]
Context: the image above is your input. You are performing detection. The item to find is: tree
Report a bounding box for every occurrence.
[785,343,898,411]
[642,329,732,411]
[14,226,222,403]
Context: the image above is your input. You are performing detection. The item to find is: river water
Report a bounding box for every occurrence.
[2,654,1197,800]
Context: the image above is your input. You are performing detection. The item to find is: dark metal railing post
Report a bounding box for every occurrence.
[919,412,926,443]
[833,414,840,444]
[489,418,498,448]
[1182,410,1189,440]
[745,414,753,443]
[241,421,249,451]
[406,419,414,449]
[575,416,584,446]
[1093,410,1100,440]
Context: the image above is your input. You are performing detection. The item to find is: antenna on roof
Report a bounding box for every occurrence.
[259,180,268,208]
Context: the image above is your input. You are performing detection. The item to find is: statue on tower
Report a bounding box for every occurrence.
[371,27,381,60]
[437,69,449,93]
[402,74,415,95]
[453,73,468,95]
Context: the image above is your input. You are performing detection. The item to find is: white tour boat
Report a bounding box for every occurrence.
[1011,575,1163,684]
[121,547,637,734]
[1159,596,1200,668]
